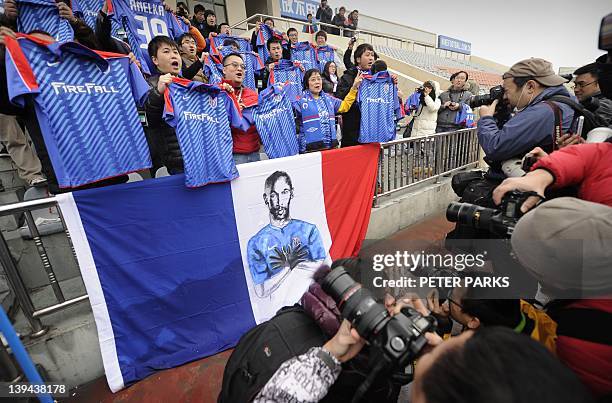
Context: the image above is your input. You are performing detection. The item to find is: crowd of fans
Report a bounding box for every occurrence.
[0,0,397,193]
[315,0,358,37]
[0,1,611,401]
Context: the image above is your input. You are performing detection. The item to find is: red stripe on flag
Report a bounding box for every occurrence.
[322,144,380,260]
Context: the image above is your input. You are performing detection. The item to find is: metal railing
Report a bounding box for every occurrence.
[230,14,436,50]
[0,197,88,338]
[0,129,479,338]
[374,128,480,204]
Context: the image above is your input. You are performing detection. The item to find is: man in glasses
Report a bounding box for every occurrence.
[221,53,263,164]
[573,63,612,127]
[477,58,575,180]
[421,276,556,353]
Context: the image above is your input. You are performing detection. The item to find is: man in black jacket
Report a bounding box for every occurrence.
[335,43,376,147]
[315,0,333,33]
[144,36,208,174]
[191,4,207,37]
[573,63,612,127]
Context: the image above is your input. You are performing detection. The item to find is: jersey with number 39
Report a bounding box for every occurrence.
[110,0,186,75]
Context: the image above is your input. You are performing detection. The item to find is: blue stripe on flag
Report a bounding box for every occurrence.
[71,174,255,386]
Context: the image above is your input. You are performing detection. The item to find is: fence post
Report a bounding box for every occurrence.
[373,145,383,207]
[0,233,47,337]
[23,211,65,303]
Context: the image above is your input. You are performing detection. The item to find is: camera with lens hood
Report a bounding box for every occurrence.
[470,85,505,108]
[322,267,437,371]
[446,190,538,238]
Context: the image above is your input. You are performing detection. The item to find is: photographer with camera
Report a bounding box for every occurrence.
[420,275,557,353]
[492,140,612,213]
[436,71,473,133]
[573,63,612,127]
[406,81,441,137]
[253,268,593,403]
[477,58,574,179]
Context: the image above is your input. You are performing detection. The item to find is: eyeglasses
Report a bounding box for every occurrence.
[223,62,246,70]
[445,288,463,310]
[574,80,597,89]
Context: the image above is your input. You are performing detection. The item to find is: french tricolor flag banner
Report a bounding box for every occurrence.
[56,145,379,391]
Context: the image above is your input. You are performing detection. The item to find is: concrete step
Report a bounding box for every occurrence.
[0,156,17,172]
[0,189,25,232]
[0,169,26,191]
[11,277,101,389]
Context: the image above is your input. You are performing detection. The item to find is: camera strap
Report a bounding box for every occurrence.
[543,101,564,150]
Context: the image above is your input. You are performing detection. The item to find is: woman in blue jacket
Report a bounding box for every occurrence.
[293,68,362,152]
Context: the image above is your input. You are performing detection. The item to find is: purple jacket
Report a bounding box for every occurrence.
[300,282,342,337]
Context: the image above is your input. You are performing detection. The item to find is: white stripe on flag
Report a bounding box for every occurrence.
[231,153,333,324]
[56,193,125,392]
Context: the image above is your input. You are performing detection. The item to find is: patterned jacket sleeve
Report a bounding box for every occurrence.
[252,347,342,403]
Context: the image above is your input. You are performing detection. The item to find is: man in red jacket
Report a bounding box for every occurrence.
[221,53,262,164]
[493,141,612,211]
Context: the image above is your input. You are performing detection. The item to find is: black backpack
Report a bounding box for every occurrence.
[217,305,327,403]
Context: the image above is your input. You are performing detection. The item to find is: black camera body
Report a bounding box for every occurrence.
[446,190,535,237]
[322,267,437,370]
[470,84,505,108]
[416,86,425,93]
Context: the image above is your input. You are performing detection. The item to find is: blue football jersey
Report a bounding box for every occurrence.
[210,34,252,55]
[253,84,299,159]
[202,54,223,85]
[5,35,151,188]
[357,71,402,143]
[290,41,318,71]
[269,60,303,102]
[110,0,186,75]
[247,219,326,285]
[72,0,121,37]
[255,24,274,63]
[316,45,335,71]
[17,0,74,42]
[242,52,264,90]
[163,79,242,188]
[255,24,285,63]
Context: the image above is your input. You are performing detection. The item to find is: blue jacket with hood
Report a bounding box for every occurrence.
[478,85,575,176]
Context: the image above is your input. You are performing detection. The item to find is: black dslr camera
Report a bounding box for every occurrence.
[470,85,505,108]
[470,85,512,128]
[416,86,425,93]
[446,190,537,238]
[322,267,437,372]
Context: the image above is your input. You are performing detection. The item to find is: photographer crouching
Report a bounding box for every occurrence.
[251,265,594,403]
[446,59,577,294]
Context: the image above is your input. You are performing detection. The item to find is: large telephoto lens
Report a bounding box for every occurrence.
[446,202,496,230]
[470,94,492,108]
[322,267,390,340]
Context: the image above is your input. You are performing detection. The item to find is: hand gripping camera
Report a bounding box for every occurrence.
[470,85,513,128]
[446,190,539,238]
[470,85,505,108]
[322,267,436,401]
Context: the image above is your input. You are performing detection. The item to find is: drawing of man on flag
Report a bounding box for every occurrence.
[247,170,326,298]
